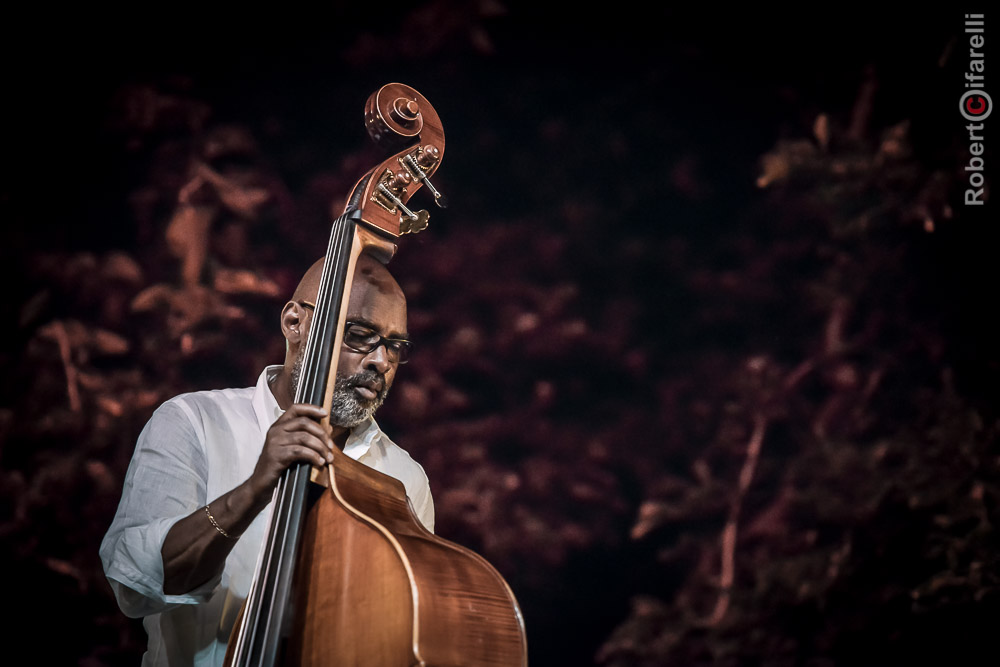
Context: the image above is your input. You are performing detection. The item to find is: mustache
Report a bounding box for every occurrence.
[343,369,387,397]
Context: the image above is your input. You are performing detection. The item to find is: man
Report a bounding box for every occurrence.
[100,255,433,666]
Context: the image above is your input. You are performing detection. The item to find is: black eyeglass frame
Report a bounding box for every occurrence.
[298,301,412,364]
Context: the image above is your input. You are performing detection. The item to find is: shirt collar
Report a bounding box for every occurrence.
[253,365,284,431]
[253,365,380,461]
[343,418,380,460]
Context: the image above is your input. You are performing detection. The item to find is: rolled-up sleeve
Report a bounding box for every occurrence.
[100,399,219,617]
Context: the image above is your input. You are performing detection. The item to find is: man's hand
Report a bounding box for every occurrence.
[247,403,334,507]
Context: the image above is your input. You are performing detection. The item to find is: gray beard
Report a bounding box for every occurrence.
[291,345,389,428]
[329,370,389,427]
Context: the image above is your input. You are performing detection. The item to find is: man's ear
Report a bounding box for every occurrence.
[280,301,307,346]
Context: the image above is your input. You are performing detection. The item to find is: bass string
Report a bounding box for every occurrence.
[266,213,358,661]
[237,211,355,665]
[295,211,355,406]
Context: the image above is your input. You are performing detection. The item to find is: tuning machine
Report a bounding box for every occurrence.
[374,170,429,234]
[402,145,448,209]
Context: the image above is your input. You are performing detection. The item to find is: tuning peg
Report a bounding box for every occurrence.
[403,153,449,209]
[399,209,430,234]
[387,170,412,192]
[377,182,430,234]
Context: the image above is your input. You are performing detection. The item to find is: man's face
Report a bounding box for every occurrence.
[291,271,407,428]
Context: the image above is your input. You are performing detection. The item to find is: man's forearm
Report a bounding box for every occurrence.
[160,480,270,596]
[160,402,333,596]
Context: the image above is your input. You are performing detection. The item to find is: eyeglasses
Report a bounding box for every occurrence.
[299,301,411,364]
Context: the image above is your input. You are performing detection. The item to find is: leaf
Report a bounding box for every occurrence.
[213,268,282,297]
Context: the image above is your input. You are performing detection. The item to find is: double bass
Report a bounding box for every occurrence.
[225,84,528,666]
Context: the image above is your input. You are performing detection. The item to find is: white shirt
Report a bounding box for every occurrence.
[100,366,434,667]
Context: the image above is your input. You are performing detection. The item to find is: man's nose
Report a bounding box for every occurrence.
[363,342,393,375]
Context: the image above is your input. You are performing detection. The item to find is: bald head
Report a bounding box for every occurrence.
[291,258,325,304]
[292,254,404,308]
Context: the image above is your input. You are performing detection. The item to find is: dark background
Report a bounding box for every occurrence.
[2,4,997,666]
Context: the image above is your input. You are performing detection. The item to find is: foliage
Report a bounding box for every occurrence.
[1,8,994,666]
